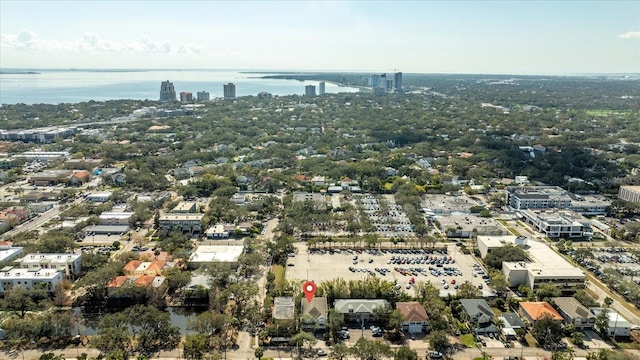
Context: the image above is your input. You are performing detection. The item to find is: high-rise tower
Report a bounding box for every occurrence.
[160,80,176,102]
[223,83,236,99]
[318,82,326,96]
[394,72,403,93]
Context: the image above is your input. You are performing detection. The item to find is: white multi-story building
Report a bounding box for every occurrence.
[477,236,585,292]
[0,241,24,263]
[159,213,204,233]
[520,209,586,238]
[99,212,134,225]
[508,186,609,215]
[16,253,82,278]
[619,185,640,204]
[0,267,65,294]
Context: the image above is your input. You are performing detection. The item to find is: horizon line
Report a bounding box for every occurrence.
[1,68,639,78]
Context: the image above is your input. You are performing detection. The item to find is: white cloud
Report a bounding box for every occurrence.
[0,29,206,55]
[618,31,640,39]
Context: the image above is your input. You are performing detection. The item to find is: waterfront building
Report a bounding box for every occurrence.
[305,85,316,97]
[223,83,236,99]
[160,80,176,102]
[196,91,210,101]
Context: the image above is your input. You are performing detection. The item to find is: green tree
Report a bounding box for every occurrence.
[457,281,482,299]
[1,287,49,318]
[350,338,392,360]
[330,343,350,360]
[536,282,560,301]
[254,347,264,359]
[532,313,563,346]
[394,346,418,360]
[183,334,207,360]
[428,330,451,355]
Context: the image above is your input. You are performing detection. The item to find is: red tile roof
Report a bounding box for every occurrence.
[520,302,563,321]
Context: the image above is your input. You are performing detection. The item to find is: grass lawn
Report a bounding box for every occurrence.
[492,307,502,317]
[524,333,538,347]
[506,227,522,236]
[272,265,285,287]
[460,334,476,348]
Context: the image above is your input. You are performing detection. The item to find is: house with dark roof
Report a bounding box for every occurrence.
[459,299,498,334]
[499,313,526,340]
[552,297,596,329]
[396,302,429,333]
[301,297,328,331]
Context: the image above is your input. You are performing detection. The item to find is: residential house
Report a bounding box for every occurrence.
[123,260,171,276]
[459,299,498,334]
[205,224,233,239]
[552,297,596,329]
[86,191,113,203]
[70,170,91,185]
[498,313,526,340]
[334,299,389,324]
[273,297,295,322]
[396,302,429,333]
[301,297,328,331]
[519,302,563,325]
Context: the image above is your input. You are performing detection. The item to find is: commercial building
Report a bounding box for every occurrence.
[508,186,609,215]
[396,302,428,333]
[99,212,134,225]
[84,224,130,235]
[160,80,176,102]
[477,236,585,292]
[187,245,243,269]
[590,308,632,338]
[158,213,204,233]
[305,85,316,97]
[0,128,76,144]
[204,224,234,239]
[180,91,193,102]
[27,170,73,185]
[301,297,328,331]
[15,151,70,160]
[519,302,563,325]
[172,201,197,213]
[552,297,596,329]
[16,253,82,278]
[196,91,210,101]
[477,235,520,258]
[86,191,113,203]
[520,209,586,238]
[0,267,64,295]
[318,82,326,96]
[619,185,640,204]
[223,83,236,99]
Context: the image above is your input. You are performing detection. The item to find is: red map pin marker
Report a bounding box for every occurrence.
[303,281,317,303]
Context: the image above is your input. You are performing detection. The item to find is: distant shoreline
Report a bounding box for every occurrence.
[0,71,40,75]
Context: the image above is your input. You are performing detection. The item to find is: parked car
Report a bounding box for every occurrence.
[317,349,327,356]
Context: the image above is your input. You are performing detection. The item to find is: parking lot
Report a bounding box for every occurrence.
[285,243,492,295]
[357,194,416,238]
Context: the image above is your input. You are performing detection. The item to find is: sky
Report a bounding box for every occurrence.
[0,1,639,75]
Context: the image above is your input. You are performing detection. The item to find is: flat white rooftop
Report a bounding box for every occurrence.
[1,267,62,280]
[99,212,135,219]
[189,245,243,263]
[0,247,23,262]
[504,238,584,278]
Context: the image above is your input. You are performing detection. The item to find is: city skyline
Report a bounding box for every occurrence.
[0,1,639,75]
